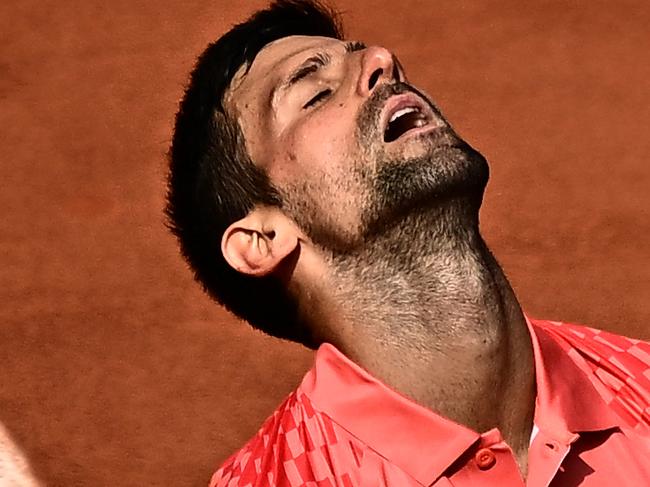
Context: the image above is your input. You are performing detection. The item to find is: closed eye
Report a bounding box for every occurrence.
[303,88,332,109]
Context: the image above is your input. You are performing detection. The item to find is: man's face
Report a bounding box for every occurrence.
[226,35,487,252]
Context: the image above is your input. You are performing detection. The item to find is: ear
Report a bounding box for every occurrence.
[221,207,300,277]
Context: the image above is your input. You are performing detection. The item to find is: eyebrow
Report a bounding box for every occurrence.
[285,41,367,87]
[345,40,367,53]
[286,52,330,87]
[269,41,368,109]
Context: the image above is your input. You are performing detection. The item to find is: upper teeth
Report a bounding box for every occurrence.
[389,106,418,123]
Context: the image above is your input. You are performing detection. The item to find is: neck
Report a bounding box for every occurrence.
[315,200,536,474]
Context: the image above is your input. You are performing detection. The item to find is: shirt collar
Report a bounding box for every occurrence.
[298,316,623,484]
[298,341,479,484]
[526,316,623,437]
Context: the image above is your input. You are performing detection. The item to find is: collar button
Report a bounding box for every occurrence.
[475,448,497,470]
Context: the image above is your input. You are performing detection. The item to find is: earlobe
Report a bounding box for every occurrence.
[221,209,299,277]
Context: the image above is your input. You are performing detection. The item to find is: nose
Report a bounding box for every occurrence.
[356,46,398,97]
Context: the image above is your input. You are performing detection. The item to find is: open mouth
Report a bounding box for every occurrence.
[382,94,436,143]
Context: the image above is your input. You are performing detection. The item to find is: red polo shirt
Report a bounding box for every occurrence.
[210,318,650,486]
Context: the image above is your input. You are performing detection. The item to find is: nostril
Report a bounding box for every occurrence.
[368,68,383,91]
[392,63,401,82]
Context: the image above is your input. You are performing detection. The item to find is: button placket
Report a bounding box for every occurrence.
[544,440,560,452]
[527,430,577,487]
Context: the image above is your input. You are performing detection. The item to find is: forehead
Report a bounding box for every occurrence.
[227,35,342,104]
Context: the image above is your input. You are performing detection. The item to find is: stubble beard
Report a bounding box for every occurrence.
[275,82,497,342]
[281,82,490,264]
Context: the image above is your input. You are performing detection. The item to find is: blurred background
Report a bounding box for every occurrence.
[1,0,649,485]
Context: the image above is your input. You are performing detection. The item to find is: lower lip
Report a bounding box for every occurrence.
[392,121,442,142]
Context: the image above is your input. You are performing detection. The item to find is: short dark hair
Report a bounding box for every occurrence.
[165,1,343,345]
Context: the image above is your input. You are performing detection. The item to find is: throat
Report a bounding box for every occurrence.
[320,203,536,458]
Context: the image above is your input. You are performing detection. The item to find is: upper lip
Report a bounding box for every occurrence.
[380,92,438,142]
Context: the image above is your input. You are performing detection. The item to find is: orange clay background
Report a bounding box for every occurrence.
[1,1,649,485]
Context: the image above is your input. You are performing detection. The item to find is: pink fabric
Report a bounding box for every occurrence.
[210,318,650,486]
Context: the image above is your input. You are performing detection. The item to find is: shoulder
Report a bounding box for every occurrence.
[208,390,348,487]
[531,317,650,428]
[208,393,294,487]
[530,318,650,365]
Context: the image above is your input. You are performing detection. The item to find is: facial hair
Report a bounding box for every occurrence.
[355,82,490,242]
[279,81,490,258]
[278,82,500,345]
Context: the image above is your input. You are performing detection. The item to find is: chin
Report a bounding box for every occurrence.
[369,136,490,226]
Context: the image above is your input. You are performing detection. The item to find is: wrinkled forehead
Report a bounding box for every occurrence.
[225,35,342,110]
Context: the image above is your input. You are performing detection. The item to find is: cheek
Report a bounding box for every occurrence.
[277,110,358,179]
[270,110,372,240]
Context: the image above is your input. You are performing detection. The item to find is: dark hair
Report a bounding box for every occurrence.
[165,1,343,344]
